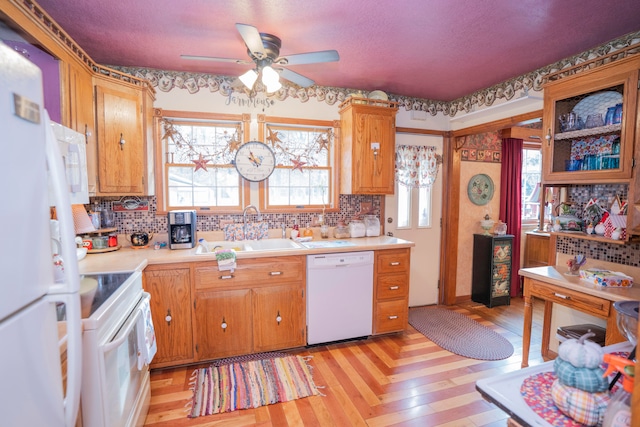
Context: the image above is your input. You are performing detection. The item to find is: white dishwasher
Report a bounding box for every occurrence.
[306,251,374,345]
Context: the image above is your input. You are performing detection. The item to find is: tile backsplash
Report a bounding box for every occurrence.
[555,184,638,267]
[87,194,381,235]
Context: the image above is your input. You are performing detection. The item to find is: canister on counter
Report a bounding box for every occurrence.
[108,234,118,247]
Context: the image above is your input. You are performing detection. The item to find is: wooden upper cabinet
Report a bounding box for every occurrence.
[542,57,639,185]
[65,62,97,194]
[94,75,153,195]
[339,99,398,194]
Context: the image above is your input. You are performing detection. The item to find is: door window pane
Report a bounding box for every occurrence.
[418,185,432,227]
[397,184,411,228]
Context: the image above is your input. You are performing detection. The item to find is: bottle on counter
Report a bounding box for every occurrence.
[197,238,209,253]
[290,220,299,239]
[303,224,313,237]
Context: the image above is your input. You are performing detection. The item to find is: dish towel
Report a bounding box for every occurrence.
[138,293,157,367]
[215,249,237,272]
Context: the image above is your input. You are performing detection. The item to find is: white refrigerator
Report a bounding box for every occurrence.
[0,43,82,427]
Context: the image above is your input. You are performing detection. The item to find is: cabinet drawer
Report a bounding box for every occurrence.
[195,256,305,290]
[528,280,610,318]
[376,249,410,274]
[374,299,408,334]
[376,274,409,300]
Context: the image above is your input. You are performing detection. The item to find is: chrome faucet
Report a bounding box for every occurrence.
[243,205,260,240]
[281,223,286,239]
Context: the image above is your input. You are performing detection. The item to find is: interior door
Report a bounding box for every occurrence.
[385,133,443,307]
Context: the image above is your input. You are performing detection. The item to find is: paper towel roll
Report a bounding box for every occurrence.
[71,204,95,234]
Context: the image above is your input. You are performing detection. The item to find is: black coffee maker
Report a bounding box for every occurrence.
[168,210,196,249]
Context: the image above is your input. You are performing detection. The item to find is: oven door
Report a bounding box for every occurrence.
[100,293,151,427]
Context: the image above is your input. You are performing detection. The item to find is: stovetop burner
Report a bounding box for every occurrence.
[82,272,133,318]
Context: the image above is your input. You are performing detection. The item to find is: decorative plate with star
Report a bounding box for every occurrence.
[234,141,276,182]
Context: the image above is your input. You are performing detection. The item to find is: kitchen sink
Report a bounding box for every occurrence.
[195,241,247,254]
[195,238,302,254]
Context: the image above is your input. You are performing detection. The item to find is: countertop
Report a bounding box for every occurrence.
[519,266,640,302]
[78,235,415,275]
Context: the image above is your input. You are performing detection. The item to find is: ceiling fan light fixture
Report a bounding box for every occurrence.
[261,66,281,92]
[239,69,258,89]
[265,79,282,93]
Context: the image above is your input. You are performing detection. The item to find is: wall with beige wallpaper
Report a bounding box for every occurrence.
[455,131,503,298]
[456,161,502,297]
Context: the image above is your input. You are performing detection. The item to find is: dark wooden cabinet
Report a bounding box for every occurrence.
[472,234,513,308]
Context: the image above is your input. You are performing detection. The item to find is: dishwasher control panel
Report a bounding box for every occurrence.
[307,251,374,267]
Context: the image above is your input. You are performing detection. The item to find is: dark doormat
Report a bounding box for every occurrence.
[409,306,514,360]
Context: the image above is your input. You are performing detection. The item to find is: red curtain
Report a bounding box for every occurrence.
[499,138,523,297]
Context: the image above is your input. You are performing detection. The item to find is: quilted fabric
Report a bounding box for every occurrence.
[551,379,610,427]
[554,358,609,392]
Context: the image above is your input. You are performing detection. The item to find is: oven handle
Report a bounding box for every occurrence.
[102,302,144,354]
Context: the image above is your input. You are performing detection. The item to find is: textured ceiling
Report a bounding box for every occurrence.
[32,0,640,101]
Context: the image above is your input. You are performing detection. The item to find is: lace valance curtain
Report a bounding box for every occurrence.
[395,145,440,188]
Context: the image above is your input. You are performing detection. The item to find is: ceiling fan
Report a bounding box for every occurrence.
[181,23,339,91]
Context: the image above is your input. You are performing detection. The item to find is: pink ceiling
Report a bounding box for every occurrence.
[33,0,640,101]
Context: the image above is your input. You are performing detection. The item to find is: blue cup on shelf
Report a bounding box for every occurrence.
[605,106,616,125]
[565,159,582,171]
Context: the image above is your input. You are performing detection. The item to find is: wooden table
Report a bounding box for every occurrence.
[519,266,640,368]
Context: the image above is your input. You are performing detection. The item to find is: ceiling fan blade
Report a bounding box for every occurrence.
[279,68,315,87]
[181,54,252,64]
[276,50,339,66]
[235,23,267,60]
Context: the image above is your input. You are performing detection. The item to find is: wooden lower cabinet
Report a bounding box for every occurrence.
[194,289,252,360]
[193,255,306,361]
[252,284,306,353]
[144,265,193,368]
[373,248,410,334]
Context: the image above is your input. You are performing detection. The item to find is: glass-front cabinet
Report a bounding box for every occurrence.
[542,60,638,184]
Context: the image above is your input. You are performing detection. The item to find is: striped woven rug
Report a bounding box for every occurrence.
[188,353,320,417]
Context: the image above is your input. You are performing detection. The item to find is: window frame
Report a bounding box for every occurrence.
[257,115,340,213]
[153,109,251,215]
[521,141,542,226]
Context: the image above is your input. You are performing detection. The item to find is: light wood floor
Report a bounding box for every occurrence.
[144,297,545,427]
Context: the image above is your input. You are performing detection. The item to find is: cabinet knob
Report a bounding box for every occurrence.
[388,315,398,320]
[119,133,125,150]
[219,274,234,280]
[221,316,228,332]
[269,271,282,276]
[276,310,282,325]
[390,261,400,266]
[165,309,172,325]
[389,286,399,290]
[545,129,551,146]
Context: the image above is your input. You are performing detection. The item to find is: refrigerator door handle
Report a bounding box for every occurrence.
[47,292,82,427]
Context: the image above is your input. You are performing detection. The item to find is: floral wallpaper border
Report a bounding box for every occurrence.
[111,31,640,118]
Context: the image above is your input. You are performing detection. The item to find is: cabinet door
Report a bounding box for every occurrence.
[144,267,193,367]
[194,289,252,360]
[95,80,144,194]
[66,63,96,195]
[542,65,638,184]
[252,284,305,353]
[354,112,395,194]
